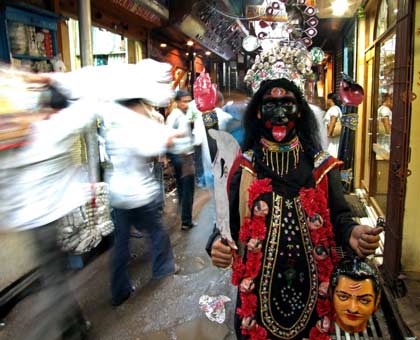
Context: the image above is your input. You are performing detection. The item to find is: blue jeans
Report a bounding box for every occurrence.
[168,153,195,226]
[110,200,175,304]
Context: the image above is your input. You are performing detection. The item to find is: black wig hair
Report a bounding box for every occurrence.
[242,78,322,157]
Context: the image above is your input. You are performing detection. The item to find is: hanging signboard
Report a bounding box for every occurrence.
[110,0,163,26]
[132,0,169,20]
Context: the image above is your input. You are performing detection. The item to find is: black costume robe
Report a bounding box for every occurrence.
[207,146,357,339]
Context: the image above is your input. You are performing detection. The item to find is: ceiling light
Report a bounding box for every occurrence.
[186,52,189,56]
[160,43,167,48]
[187,40,194,46]
[205,51,211,56]
[331,0,348,16]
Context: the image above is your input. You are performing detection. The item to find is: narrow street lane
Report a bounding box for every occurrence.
[0,189,238,340]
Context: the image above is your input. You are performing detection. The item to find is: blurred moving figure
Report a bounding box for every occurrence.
[139,101,167,209]
[308,101,328,151]
[100,61,183,306]
[222,99,249,147]
[325,92,342,157]
[166,90,196,231]
[0,72,93,339]
[214,91,234,132]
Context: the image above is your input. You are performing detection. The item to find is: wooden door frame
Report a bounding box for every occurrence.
[360,47,375,194]
[382,0,415,287]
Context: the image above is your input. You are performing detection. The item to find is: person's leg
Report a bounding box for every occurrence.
[20,222,88,340]
[136,200,175,279]
[155,161,166,209]
[110,207,135,305]
[180,153,195,228]
[168,153,183,205]
[181,174,195,228]
[194,145,204,186]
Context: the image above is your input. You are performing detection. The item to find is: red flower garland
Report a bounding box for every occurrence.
[300,180,339,340]
[232,178,272,340]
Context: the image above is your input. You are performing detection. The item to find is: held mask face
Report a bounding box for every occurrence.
[333,276,378,333]
[259,87,299,142]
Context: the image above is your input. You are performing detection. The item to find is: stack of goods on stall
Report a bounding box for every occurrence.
[7,21,54,72]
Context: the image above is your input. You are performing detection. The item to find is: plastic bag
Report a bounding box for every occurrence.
[193,71,217,112]
[199,295,231,324]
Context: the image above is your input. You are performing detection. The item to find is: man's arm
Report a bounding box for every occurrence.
[328,168,382,257]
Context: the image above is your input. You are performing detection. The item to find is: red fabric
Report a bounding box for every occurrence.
[227,151,245,197]
[312,156,342,187]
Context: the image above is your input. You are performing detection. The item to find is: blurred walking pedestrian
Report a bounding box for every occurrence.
[0,72,93,340]
[100,62,185,306]
[166,90,196,231]
[104,99,181,306]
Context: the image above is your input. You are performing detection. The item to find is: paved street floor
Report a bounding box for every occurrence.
[0,189,238,340]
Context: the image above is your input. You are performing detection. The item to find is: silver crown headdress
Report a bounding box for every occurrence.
[243,0,319,93]
[244,40,313,93]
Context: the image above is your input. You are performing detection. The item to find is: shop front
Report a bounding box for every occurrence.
[355,0,415,284]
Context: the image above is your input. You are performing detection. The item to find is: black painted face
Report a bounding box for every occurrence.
[259,87,299,142]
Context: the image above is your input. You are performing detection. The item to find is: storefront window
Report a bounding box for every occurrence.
[372,32,396,214]
[68,18,128,70]
[376,0,398,38]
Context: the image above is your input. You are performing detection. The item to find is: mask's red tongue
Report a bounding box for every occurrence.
[272,125,287,142]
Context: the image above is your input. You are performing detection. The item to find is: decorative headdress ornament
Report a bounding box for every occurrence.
[243,1,320,93]
[244,41,313,93]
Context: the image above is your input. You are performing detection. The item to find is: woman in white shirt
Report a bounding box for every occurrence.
[377,93,392,151]
[324,93,342,157]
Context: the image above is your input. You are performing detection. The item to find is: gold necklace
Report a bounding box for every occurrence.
[260,137,302,176]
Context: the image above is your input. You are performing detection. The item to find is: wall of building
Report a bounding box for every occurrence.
[401,0,420,272]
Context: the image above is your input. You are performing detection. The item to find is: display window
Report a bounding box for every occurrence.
[360,0,398,216]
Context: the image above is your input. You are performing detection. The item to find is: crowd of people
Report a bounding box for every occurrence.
[0,56,382,340]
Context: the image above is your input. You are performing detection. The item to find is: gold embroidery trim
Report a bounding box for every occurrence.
[258,194,318,339]
[315,161,341,185]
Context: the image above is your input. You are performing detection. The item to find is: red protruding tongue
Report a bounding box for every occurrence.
[272,125,287,142]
